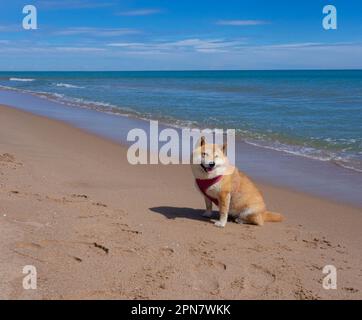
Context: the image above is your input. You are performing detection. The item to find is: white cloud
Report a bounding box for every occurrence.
[38,0,115,10]
[217,20,268,26]
[55,47,106,52]
[0,45,106,53]
[260,42,362,50]
[0,25,22,32]
[55,27,140,37]
[117,9,162,16]
[264,42,323,49]
[107,42,144,47]
[107,38,247,54]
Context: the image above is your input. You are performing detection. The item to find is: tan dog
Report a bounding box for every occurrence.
[191,137,283,227]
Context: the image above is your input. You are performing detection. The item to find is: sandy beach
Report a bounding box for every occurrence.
[0,104,361,300]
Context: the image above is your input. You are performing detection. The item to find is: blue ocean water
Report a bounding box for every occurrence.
[0,70,361,172]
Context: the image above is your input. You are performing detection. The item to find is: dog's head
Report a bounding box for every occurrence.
[191,136,228,178]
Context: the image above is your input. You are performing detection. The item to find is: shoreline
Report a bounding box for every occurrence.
[0,87,361,207]
[0,103,361,299]
[1,83,361,173]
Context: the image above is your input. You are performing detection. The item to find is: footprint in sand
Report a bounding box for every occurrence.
[231,277,245,291]
[0,153,16,163]
[14,238,112,267]
[236,263,277,297]
[189,242,227,272]
[71,194,89,199]
[294,287,319,300]
[160,247,175,256]
[301,236,346,254]
[343,287,359,294]
[0,153,22,168]
[93,202,107,207]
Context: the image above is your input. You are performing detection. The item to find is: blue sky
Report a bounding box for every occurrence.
[0,0,361,70]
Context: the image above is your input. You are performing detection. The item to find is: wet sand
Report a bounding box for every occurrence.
[0,104,361,299]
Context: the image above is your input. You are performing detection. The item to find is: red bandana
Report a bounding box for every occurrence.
[195,175,223,206]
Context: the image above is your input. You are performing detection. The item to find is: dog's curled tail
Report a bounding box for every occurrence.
[262,211,283,222]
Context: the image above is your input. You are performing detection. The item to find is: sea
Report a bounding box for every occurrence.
[1,70,361,173]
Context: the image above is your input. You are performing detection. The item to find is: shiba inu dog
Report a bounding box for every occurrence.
[191,137,283,227]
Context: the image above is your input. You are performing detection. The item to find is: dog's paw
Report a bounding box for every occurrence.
[235,217,245,224]
[214,221,226,228]
[202,211,213,218]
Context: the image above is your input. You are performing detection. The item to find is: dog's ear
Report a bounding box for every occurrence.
[200,136,206,147]
[222,143,227,155]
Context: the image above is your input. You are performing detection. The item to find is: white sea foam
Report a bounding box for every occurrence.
[0,85,15,90]
[245,140,329,160]
[243,139,362,173]
[55,83,84,89]
[9,78,35,82]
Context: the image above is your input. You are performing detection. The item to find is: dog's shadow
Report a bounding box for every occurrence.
[149,206,217,222]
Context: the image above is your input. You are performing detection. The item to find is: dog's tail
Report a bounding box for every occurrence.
[262,211,283,222]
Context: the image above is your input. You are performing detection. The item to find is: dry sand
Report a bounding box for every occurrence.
[0,104,361,300]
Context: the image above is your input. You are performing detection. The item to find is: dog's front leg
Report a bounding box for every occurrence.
[202,196,213,217]
[215,192,231,228]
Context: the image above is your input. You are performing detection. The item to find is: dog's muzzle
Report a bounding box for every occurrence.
[201,162,215,172]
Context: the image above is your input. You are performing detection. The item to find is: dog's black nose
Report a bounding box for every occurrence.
[209,162,215,168]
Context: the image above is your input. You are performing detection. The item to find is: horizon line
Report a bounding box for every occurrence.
[1,68,362,72]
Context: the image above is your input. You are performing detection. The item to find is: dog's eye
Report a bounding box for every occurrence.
[202,152,207,157]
